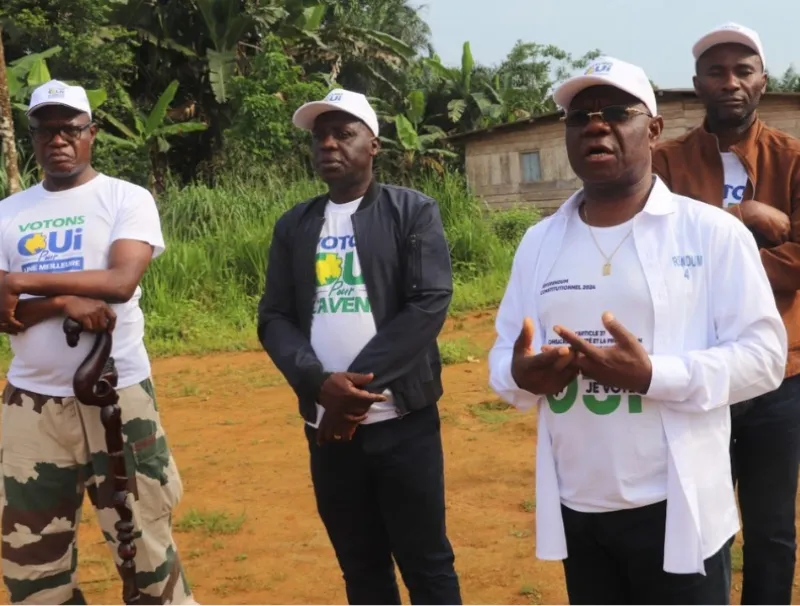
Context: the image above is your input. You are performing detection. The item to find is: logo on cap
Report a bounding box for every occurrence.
[585,62,613,75]
[326,92,343,102]
[47,87,66,98]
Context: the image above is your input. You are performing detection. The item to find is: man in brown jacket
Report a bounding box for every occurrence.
[652,22,800,605]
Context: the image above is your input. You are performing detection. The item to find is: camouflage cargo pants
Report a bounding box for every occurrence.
[0,379,196,605]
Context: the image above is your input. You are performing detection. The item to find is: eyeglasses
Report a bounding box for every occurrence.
[560,105,652,128]
[28,122,93,143]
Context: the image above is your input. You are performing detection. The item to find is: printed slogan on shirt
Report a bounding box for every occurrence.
[15,215,85,273]
[314,234,370,314]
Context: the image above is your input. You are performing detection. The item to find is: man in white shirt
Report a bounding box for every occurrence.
[653,23,800,604]
[488,56,787,604]
[0,81,194,604]
[258,89,461,604]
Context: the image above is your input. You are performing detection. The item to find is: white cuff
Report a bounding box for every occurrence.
[645,354,690,402]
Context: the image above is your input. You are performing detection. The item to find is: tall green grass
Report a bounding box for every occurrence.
[0,169,540,360]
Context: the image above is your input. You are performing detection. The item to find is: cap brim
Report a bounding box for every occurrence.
[553,75,624,110]
[26,101,91,117]
[292,101,360,130]
[693,31,759,60]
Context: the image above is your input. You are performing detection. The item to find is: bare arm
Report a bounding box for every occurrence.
[5,239,154,303]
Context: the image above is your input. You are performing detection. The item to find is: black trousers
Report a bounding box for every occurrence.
[304,404,462,605]
[561,501,729,605]
[724,373,800,604]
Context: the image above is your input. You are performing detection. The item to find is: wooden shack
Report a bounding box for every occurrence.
[446,89,800,211]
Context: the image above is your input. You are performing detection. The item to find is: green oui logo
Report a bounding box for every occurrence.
[547,378,643,415]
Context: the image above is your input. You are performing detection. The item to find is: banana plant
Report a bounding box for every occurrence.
[379,89,457,177]
[8,46,107,112]
[422,41,502,129]
[97,79,207,192]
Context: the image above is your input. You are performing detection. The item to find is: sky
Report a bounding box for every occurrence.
[421,0,798,89]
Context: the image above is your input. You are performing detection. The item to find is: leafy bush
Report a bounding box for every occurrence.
[491,206,542,246]
[220,36,331,175]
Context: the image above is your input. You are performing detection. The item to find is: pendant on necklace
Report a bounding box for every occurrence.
[602,262,611,276]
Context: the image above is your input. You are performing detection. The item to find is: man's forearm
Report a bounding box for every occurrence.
[1,297,66,334]
[258,312,329,402]
[7,270,133,303]
[347,291,451,390]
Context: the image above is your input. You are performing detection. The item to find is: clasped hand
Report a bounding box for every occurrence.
[511,312,652,397]
[0,274,22,332]
[316,372,387,446]
[739,199,791,245]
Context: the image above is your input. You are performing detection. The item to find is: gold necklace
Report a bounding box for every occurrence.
[581,203,634,277]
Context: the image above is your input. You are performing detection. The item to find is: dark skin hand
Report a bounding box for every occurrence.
[0,239,154,328]
[511,317,579,396]
[735,200,790,244]
[316,372,387,445]
[0,292,115,335]
[555,312,652,394]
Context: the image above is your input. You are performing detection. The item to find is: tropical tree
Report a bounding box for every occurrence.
[769,65,800,92]
[97,80,208,192]
[378,89,458,179]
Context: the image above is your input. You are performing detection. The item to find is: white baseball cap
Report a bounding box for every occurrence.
[27,79,92,119]
[293,88,379,137]
[552,56,658,116]
[692,22,766,69]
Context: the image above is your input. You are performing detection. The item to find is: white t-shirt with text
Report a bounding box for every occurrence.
[0,174,165,397]
[308,198,398,427]
[538,208,668,513]
[721,152,748,208]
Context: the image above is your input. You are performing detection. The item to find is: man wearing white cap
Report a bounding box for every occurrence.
[0,80,195,604]
[257,88,461,604]
[488,56,787,603]
[653,23,800,604]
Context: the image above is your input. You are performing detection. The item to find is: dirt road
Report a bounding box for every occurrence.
[0,310,794,604]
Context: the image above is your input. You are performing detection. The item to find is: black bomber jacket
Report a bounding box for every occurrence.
[256,179,454,423]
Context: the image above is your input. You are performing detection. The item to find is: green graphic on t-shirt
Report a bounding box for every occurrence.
[314,250,370,314]
[547,377,643,415]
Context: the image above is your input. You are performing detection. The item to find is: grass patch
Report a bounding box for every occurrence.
[519,583,543,604]
[0,170,539,372]
[468,399,514,424]
[520,498,536,513]
[439,337,482,365]
[175,508,246,535]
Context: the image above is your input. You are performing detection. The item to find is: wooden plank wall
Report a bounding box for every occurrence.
[464,95,800,211]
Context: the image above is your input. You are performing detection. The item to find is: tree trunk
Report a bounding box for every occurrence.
[0,25,22,195]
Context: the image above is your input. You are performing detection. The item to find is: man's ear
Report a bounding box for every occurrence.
[371,136,381,157]
[649,115,664,148]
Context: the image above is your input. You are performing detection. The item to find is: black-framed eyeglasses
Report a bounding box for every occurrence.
[28,122,94,143]
[560,105,652,128]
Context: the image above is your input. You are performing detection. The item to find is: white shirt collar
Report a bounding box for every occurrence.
[554,175,677,219]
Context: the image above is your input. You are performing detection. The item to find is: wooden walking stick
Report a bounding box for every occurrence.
[63,317,140,605]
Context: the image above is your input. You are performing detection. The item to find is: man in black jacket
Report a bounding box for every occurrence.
[257,88,462,605]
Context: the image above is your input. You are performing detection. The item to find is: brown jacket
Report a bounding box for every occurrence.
[652,117,800,378]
